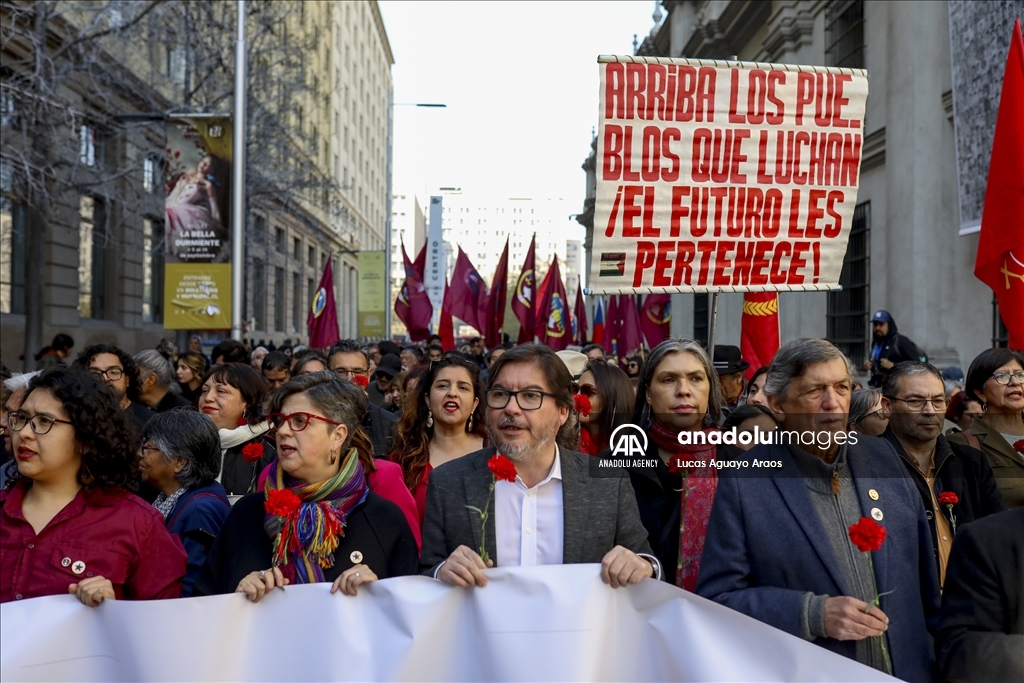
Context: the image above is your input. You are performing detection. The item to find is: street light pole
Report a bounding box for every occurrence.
[230,0,247,341]
[385,102,445,341]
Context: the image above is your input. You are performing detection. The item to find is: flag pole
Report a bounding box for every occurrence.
[707,293,719,365]
[230,0,247,341]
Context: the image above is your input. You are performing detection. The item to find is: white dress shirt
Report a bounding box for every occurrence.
[495,447,565,567]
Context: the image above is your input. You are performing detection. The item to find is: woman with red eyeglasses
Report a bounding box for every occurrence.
[191,373,418,600]
[576,360,635,456]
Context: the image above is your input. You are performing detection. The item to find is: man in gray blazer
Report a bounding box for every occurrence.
[420,344,660,588]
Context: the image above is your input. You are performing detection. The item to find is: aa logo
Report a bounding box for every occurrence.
[610,424,648,457]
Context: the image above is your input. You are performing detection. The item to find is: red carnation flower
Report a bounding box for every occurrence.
[237,417,248,426]
[1014,439,1024,454]
[352,374,369,387]
[937,492,959,506]
[241,442,264,463]
[848,517,887,553]
[264,488,302,517]
[488,454,518,483]
[574,393,592,417]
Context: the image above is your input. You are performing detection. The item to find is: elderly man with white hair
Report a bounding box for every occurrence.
[696,338,939,683]
[135,350,194,413]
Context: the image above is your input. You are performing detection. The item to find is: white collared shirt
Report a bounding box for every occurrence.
[494,446,564,567]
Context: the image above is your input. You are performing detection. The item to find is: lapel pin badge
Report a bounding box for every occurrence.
[870,507,884,521]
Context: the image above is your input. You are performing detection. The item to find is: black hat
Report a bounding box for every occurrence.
[713,345,750,375]
[375,353,402,378]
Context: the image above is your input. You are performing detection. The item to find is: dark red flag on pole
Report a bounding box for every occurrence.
[439,276,455,351]
[485,238,510,347]
[446,248,490,335]
[975,18,1024,349]
[395,240,433,341]
[639,293,671,349]
[572,276,588,345]
[618,294,644,362]
[307,256,340,349]
[534,256,571,350]
[512,235,537,343]
[740,292,780,380]
[602,294,620,358]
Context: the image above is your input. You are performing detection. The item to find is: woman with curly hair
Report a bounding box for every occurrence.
[199,364,275,497]
[192,373,418,600]
[391,356,487,526]
[0,368,186,605]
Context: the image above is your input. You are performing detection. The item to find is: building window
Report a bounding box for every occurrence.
[293,237,301,260]
[292,271,301,332]
[142,218,165,323]
[993,296,1009,348]
[253,213,266,244]
[78,196,106,319]
[693,294,709,348]
[0,182,26,315]
[142,157,162,193]
[275,227,285,253]
[253,258,266,331]
[274,267,285,332]
[79,125,96,167]
[827,202,871,366]
[825,0,864,69]
[308,245,316,268]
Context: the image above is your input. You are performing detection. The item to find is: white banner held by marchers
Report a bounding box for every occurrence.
[590,56,869,294]
[1,564,895,683]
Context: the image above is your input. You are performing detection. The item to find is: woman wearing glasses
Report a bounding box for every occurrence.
[138,410,231,596]
[948,348,1024,508]
[199,364,275,497]
[391,357,487,527]
[0,368,186,605]
[576,360,634,455]
[192,373,418,600]
[848,387,889,436]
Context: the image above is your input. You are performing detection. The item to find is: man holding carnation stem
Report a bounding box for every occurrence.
[419,344,660,588]
[696,339,939,683]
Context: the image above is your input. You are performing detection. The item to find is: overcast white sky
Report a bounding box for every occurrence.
[379,1,659,216]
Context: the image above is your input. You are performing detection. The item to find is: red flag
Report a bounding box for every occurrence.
[446,248,490,335]
[572,276,588,345]
[395,240,433,341]
[740,292,780,380]
[639,293,671,349]
[485,238,510,347]
[439,276,455,351]
[534,256,571,350]
[307,257,340,349]
[512,235,537,343]
[975,18,1024,349]
[618,294,644,362]
[592,295,605,345]
[602,294,620,357]
[411,242,427,280]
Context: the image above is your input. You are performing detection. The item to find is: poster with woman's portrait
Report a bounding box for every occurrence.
[164,117,232,264]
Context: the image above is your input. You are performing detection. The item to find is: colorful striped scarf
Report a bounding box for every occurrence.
[263,448,369,584]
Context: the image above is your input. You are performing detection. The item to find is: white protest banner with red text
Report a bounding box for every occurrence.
[590,56,869,293]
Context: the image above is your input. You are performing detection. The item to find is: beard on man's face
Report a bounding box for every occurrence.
[487,415,557,463]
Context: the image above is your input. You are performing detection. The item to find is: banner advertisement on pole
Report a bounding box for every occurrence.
[163,116,233,329]
[358,251,387,338]
[425,196,447,331]
[590,57,869,294]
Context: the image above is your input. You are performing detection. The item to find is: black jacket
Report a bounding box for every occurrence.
[868,318,923,387]
[221,436,276,496]
[936,507,1024,683]
[624,441,739,582]
[192,489,419,596]
[882,428,1004,576]
[365,403,397,459]
[152,390,195,413]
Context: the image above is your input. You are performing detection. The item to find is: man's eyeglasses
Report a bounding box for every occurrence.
[8,411,73,435]
[90,367,124,381]
[991,371,1024,385]
[485,388,554,411]
[266,411,341,432]
[888,397,947,412]
[332,367,368,378]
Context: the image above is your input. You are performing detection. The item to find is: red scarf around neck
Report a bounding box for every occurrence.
[649,421,719,592]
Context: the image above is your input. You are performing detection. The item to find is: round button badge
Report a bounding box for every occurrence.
[349,551,363,564]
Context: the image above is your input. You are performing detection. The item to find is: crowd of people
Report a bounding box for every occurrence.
[1,318,1021,682]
